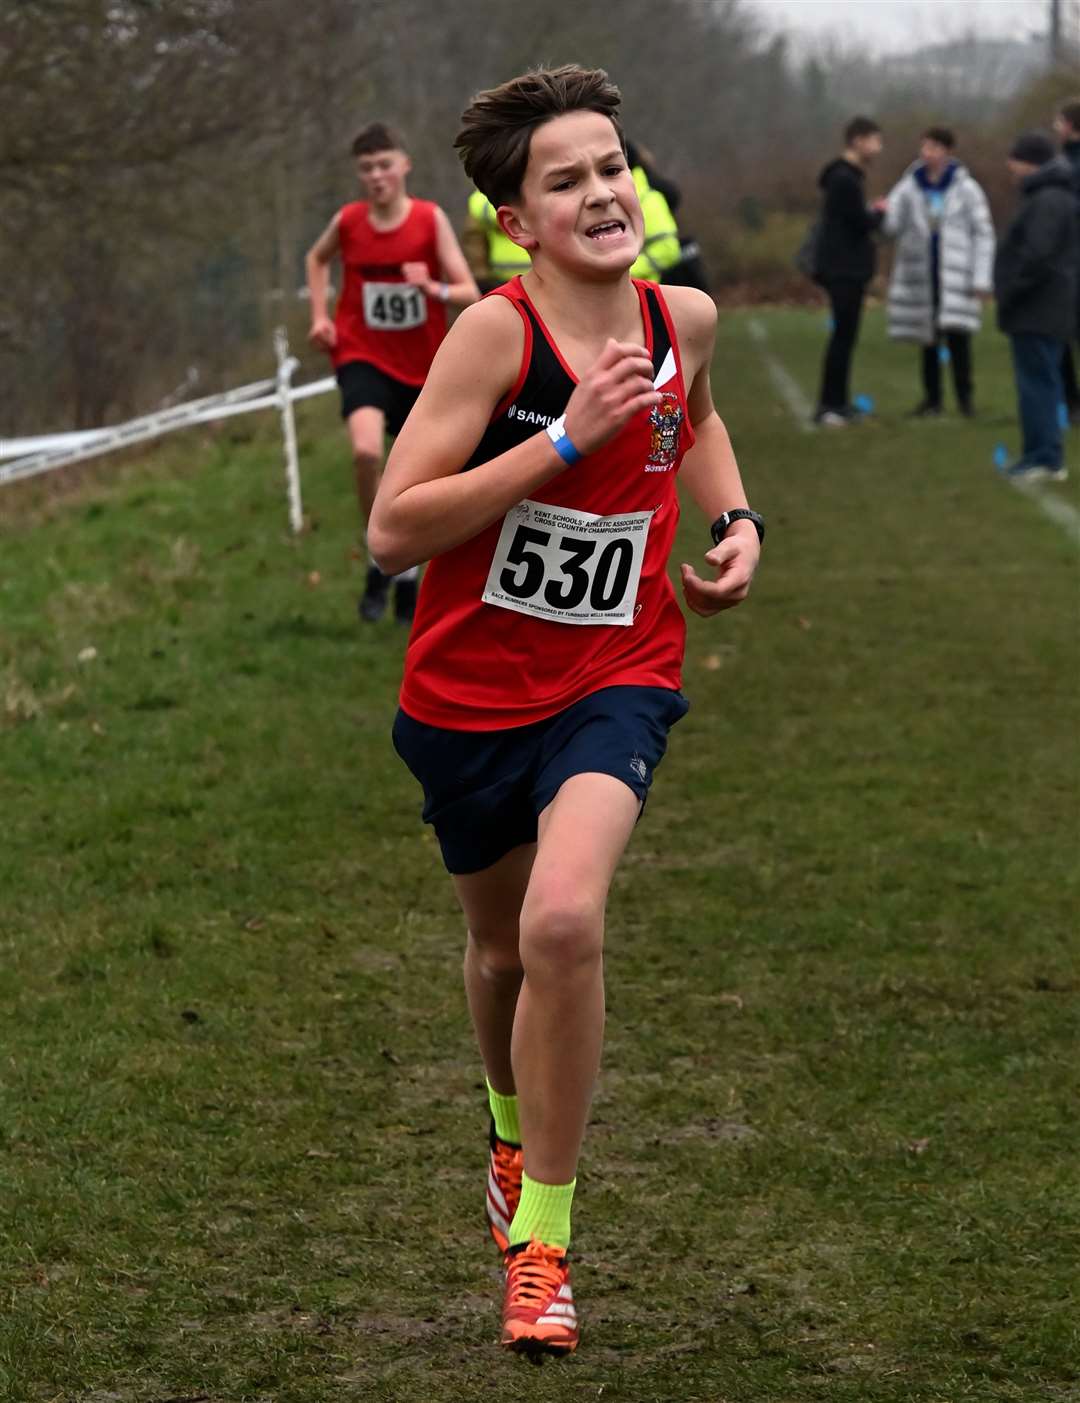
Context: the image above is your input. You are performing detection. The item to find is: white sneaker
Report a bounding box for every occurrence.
[813,410,848,428]
[1005,463,1069,483]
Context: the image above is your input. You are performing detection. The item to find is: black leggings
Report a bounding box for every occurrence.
[818,280,866,412]
[921,331,972,408]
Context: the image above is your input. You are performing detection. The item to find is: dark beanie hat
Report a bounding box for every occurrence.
[1009,131,1055,165]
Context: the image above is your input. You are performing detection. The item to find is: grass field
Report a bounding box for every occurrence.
[1,307,1077,1403]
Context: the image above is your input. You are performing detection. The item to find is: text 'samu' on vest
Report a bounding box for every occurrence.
[507,405,556,426]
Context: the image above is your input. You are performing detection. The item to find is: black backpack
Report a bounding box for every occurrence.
[794,218,823,282]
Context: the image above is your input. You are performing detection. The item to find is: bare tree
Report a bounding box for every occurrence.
[0,0,1050,435]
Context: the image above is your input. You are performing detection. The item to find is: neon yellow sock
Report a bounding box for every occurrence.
[486,1080,521,1145]
[508,1172,576,1251]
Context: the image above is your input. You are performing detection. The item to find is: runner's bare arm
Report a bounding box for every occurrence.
[674,293,750,521]
[401,208,479,308]
[305,213,341,350]
[368,301,658,575]
[435,206,480,305]
[665,287,761,616]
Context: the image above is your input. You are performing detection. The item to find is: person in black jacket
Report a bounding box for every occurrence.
[814,116,886,426]
[1052,98,1080,419]
[994,132,1079,481]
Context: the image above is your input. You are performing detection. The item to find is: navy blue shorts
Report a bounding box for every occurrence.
[392,685,689,875]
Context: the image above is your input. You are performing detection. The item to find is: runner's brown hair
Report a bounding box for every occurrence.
[351,122,407,158]
[455,65,623,207]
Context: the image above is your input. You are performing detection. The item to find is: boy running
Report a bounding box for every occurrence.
[368,66,763,1355]
[306,122,478,623]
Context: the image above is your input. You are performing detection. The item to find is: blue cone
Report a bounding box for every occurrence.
[939,345,951,364]
[992,443,1009,470]
[852,393,875,415]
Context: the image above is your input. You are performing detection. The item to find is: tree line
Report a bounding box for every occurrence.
[1,0,1074,434]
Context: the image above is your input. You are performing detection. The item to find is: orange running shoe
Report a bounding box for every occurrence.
[486,1120,523,1252]
[501,1237,579,1354]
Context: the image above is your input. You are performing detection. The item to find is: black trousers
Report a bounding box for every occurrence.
[818,279,866,412]
[921,330,972,409]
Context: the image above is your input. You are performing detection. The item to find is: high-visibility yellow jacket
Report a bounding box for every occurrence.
[468,190,532,280]
[630,166,683,281]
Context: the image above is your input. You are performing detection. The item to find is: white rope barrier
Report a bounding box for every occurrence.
[0,378,280,465]
[0,331,335,534]
[0,429,115,457]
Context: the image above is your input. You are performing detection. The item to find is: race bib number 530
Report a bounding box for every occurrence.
[482,499,652,626]
[363,281,427,330]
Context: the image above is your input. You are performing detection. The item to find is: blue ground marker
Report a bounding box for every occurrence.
[992,443,1009,471]
[939,345,951,364]
[852,393,875,415]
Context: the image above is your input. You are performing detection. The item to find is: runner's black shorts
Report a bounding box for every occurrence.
[392,684,690,875]
[336,360,421,435]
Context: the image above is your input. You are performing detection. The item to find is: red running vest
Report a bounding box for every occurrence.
[399,278,695,731]
[331,198,447,386]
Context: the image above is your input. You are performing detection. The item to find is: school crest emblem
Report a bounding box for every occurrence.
[645,392,683,472]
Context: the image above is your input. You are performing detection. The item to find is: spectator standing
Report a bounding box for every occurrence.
[813,117,885,427]
[883,127,995,417]
[994,133,1079,482]
[1052,98,1080,421]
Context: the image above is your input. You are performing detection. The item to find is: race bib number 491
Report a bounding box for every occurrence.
[363,281,427,331]
[482,499,652,627]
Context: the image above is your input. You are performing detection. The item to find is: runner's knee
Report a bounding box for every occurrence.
[519,892,602,973]
[467,928,523,983]
[352,444,381,476]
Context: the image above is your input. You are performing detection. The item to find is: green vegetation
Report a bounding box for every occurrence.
[708,212,810,295]
[1,308,1077,1402]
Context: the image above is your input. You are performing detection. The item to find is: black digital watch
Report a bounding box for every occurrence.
[710,508,765,547]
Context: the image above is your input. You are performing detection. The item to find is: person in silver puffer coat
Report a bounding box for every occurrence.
[883,127,995,417]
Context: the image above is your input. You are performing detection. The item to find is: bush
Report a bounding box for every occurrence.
[697,212,822,302]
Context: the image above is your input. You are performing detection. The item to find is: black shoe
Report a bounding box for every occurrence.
[393,576,417,625]
[358,565,390,623]
[908,400,942,418]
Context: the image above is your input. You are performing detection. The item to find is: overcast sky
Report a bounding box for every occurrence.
[747,0,1047,53]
